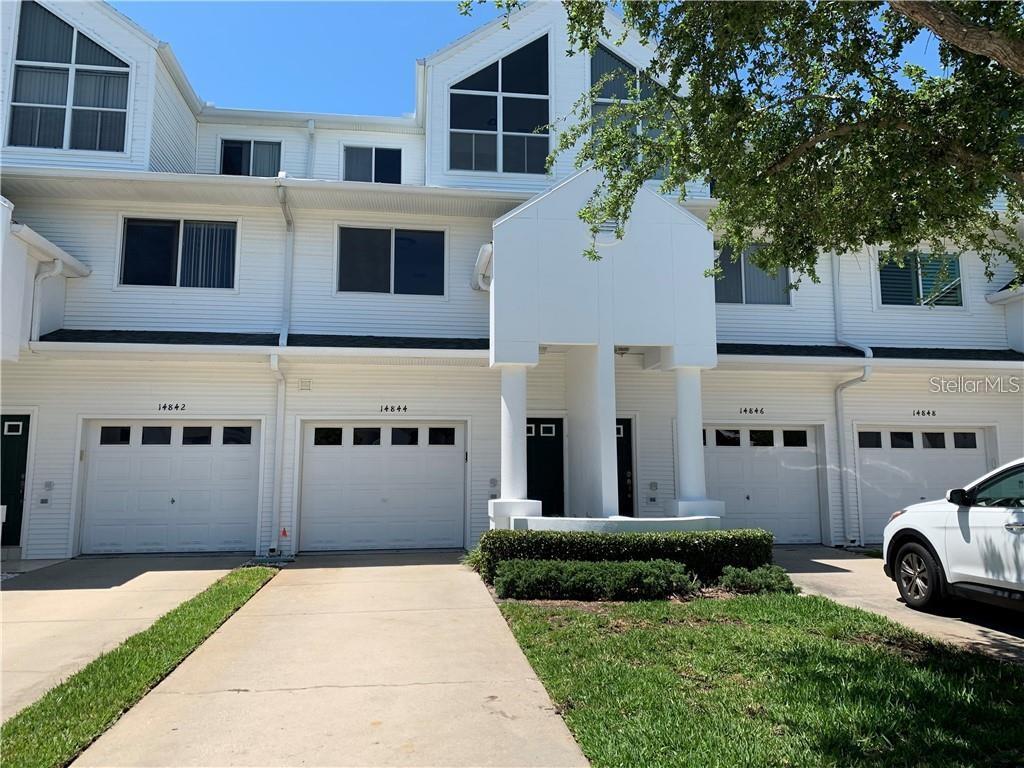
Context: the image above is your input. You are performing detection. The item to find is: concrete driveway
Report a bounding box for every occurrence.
[1,555,245,720]
[74,552,588,768]
[775,546,1024,662]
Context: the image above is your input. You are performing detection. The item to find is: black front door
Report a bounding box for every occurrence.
[527,418,564,517]
[1,415,31,547]
[616,418,634,516]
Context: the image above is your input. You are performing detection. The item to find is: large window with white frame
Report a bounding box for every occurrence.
[448,34,549,174]
[220,139,281,177]
[714,244,790,305]
[337,226,444,296]
[120,218,237,289]
[8,1,129,152]
[878,252,963,307]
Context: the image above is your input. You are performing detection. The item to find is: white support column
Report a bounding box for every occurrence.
[489,363,542,528]
[672,366,725,519]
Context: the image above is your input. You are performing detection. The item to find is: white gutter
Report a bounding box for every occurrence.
[986,286,1024,305]
[831,251,873,545]
[11,223,90,276]
[275,176,295,347]
[304,120,316,178]
[268,353,286,555]
[30,259,62,342]
[472,242,493,291]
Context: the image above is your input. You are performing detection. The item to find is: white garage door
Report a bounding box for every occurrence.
[82,421,259,554]
[856,427,989,543]
[299,422,465,551]
[705,425,822,544]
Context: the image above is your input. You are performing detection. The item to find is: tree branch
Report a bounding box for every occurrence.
[889,0,1024,77]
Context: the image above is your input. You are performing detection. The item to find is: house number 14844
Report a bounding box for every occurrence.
[379,404,408,413]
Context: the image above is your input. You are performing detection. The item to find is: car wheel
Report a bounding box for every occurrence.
[895,542,945,611]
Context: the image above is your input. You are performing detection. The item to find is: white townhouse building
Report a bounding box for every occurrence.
[0,1,1021,561]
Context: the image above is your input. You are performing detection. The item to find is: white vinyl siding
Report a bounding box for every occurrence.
[148,57,196,172]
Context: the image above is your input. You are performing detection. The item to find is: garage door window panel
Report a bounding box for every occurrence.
[783,430,808,448]
[954,432,978,449]
[391,427,418,446]
[858,431,882,449]
[100,426,131,445]
[890,432,914,449]
[922,432,946,449]
[750,430,774,448]
[141,426,171,445]
[313,427,342,446]
[353,428,381,446]
[715,429,740,447]
[222,426,252,445]
[182,427,212,445]
[429,427,456,446]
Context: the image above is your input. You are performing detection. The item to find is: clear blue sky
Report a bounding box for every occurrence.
[109,1,504,116]
[110,2,941,118]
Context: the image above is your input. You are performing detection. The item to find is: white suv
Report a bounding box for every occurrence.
[883,458,1024,611]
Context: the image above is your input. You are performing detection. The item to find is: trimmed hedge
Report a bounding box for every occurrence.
[493,559,698,601]
[476,528,774,584]
[719,564,800,594]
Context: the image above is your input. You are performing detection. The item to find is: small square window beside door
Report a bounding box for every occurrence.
[182,426,212,445]
[525,424,536,437]
[3,422,23,436]
[100,426,131,445]
[540,424,556,437]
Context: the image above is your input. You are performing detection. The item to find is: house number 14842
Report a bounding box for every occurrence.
[157,403,187,411]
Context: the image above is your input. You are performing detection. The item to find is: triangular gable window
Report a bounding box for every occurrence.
[449,34,550,174]
[9,1,129,152]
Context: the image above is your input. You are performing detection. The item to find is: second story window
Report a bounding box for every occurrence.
[715,245,790,305]
[343,146,401,183]
[449,34,549,175]
[879,253,962,307]
[120,218,237,289]
[9,1,129,152]
[337,226,444,296]
[221,139,281,176]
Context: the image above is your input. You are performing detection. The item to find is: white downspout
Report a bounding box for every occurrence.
[268,353,287,555]
[472,242,493,291]
[832,251,873,544]
[304,119,316,178]
[30,259,63,342]
[276,178,294,347]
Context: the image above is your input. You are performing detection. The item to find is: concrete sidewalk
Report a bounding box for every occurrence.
[2,555,244,720]
[74,552,588,767]
[775,546,1024,662]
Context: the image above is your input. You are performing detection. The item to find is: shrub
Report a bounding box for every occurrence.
[718,564,799,594]
[462,546,483,572]
[476,529,774,584]
[493,559,698,601]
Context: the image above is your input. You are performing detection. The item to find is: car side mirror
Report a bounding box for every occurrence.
[946,488,972,506]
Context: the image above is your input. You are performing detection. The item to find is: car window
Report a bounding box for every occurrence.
[973,468,1024,508]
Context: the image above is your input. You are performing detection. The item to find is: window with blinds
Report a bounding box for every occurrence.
[449,35,549,174]
[714,244,790,305]
[120,218,237,289]
[220,139,281,177]
[9,1,129,152]
[879,253,962,306]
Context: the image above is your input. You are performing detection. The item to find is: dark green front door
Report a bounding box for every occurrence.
[1,415,31,547]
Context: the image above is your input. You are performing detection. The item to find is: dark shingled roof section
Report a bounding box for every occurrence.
[288,334,489,350]
[39,329,279,345]
[719,342,1024,362]
[39,329,489,350]
[997,276,1022,292]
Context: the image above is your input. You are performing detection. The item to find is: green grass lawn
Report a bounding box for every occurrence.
[502,594,1024,768]
[1,565,277,768]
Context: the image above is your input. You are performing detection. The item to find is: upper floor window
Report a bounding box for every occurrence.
[879,253,962,307]
[9,1,129,152]
[343,146,401,183]
[120,218,237,289]
[221,139,281,176]
[590,45,665,180]
[715,245,790,305]
[337,226,444,296]
[448,35,549,175]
